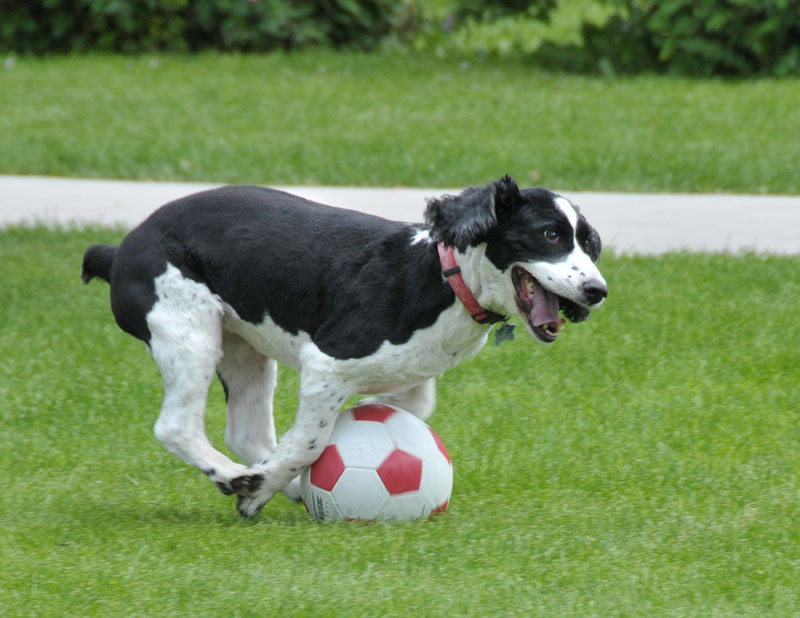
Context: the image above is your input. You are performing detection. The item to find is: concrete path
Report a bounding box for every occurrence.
[1,175,798,255]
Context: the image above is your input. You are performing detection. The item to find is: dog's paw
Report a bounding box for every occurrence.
[236,490,274,519]
[213,471,264,496]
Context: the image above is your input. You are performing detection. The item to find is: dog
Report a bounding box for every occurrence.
[82,175,606,518]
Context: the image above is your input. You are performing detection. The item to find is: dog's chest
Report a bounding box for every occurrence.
[224,302,489,394]
[339,312,491,394]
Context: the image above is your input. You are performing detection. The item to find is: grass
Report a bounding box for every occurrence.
[1,227,799,616]
[2,52,800,193]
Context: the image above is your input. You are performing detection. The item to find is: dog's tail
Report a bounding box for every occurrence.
[82,244,118,284]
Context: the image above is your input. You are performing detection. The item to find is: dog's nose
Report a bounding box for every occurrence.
[583,279,608,305]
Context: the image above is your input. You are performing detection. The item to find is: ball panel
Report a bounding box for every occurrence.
[331,468,390,520]
[429,426,451,464]
[300,471,344,522]
[309,444,345,491]
[384,411,437,459]
[381,493,429,521]
[351,404,397,423]
[430,499,449,517]
[418,450,453,509]
[335,421,395,468]
[329,408,355,444]
[377,449,423,495]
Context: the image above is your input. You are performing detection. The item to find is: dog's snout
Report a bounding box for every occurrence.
[583,279,608,305]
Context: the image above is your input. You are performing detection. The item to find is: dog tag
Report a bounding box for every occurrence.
[494,322,515,346]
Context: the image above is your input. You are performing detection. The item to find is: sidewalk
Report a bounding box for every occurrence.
[1,175,799,255]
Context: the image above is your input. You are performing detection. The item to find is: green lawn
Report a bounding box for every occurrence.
[1,228,798,616]
[2,52,800,193]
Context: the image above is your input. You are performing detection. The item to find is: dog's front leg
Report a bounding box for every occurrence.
[236,344,353,519]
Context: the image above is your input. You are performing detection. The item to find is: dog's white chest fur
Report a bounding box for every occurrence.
[221,292,490,395]
[336,305,491,394]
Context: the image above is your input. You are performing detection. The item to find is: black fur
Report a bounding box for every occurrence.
[81,244,117,284]
[85,186,456,360]
[425,184,496,250]
[577,215,603,262]
[425,175,524,251]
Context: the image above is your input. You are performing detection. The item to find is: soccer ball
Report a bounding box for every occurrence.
[300,403,453,522]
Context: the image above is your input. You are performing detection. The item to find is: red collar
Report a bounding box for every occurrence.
[437,243,506,324]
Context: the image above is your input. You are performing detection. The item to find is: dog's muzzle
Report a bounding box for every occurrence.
[511,267,606,343]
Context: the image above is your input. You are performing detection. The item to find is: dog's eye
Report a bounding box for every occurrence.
[544,229,560,243]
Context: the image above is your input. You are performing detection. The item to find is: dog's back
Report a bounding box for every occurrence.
[83,185,450,356]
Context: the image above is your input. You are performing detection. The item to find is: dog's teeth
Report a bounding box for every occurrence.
[546,323,561,335]
[526,274,535,293]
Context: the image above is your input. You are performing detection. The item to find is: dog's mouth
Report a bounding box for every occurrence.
[511,266,590,343]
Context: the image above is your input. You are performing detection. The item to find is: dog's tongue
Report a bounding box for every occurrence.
[530,279,563,329]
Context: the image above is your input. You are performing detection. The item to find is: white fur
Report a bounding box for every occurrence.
[457,243,509,315]
[411,229,431,245]
[148,265,255,491]
[218,331,278,466]
[363,378,437,421]
[223,303,309,371]
[555,196,579,230]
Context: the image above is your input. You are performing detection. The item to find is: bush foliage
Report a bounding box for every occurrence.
[0,0,404,53]
[1,0,798,76]
[452,0,556,24]
[561,0,800,76]
[444,0,800,76]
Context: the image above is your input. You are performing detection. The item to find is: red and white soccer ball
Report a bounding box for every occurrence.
[300,404,453,522]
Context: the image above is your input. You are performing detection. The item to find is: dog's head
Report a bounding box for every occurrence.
[425,175,607,343]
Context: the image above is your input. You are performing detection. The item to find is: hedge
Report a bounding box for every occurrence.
[3,0,799,76]
[567,0,800,76]
[482,0,800,76]
[0,0,403,54]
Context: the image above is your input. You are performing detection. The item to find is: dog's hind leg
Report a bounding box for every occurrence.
[147,265,264,498]
[218,331,278,466]
[216,332,302,501]
[366,378,437,421]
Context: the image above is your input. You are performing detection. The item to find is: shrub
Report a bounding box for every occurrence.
[540,0,800,76]
[451,0,556,24]
[0,0,404,54]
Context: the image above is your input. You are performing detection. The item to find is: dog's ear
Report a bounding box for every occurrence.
[425,175,522,250]
[425,184,496,251]
[584,218,603,262]
[492,174,523,220]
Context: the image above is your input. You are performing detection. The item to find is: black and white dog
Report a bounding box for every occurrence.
[82,175,606,518]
